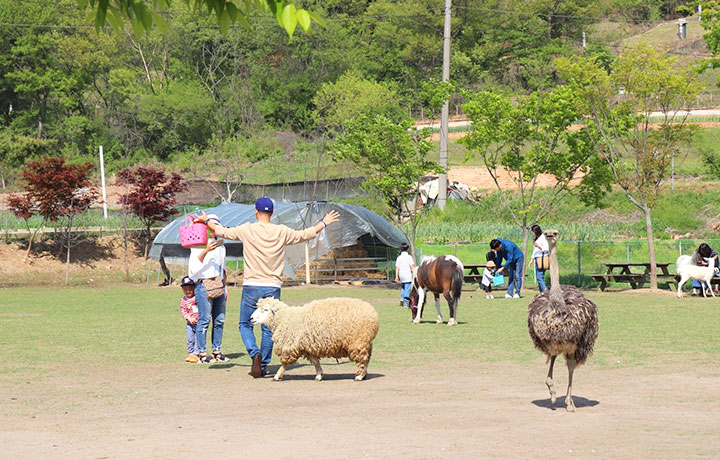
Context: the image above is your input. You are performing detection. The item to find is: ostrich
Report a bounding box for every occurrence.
[527,229,599,412]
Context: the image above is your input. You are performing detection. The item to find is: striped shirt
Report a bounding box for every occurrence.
[180,296,198,323]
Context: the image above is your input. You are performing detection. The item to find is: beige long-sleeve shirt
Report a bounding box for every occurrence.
[214,222,318,286]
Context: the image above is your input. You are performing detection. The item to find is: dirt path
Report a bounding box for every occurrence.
[3,360,719,459]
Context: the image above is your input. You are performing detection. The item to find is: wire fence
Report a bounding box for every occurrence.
[420,239,720,288]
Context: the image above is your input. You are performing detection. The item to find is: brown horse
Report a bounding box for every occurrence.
[409,255,464,326]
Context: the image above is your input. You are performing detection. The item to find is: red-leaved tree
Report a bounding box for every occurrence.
[116,167,188,258]
[8,157,98,283]
[6,193,42,260]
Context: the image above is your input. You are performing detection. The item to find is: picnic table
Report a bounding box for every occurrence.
[463,263,509,290]
[463,264,487,285]
[590,262,675,291]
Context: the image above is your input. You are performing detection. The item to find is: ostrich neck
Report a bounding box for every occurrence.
[548,240,564,303]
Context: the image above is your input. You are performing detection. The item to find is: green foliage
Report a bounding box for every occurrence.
[332,115,439,217]
[82,0,323,38]
[699,0,720,78]
[460,86,612,241]
[134,81,215,160]
[557,44,703,210]
[312,71,402,134]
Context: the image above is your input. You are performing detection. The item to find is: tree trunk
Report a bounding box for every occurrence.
[144,224,152,259]
[520,220,530,290]
[24,228,36,261]
[124,239,130,282]
[65,238,71,285]
[644,206,658,289]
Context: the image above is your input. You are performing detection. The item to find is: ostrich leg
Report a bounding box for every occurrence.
[565,357,577,412]
[546,355,557,404]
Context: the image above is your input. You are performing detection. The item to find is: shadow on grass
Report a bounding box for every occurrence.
[531,395,599,411]
[412,320,468,325]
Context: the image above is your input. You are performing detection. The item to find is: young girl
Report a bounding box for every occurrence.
[180,276,200,363]
[481,260,496,299]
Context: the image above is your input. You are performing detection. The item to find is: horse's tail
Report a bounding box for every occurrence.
[451,263,463,301]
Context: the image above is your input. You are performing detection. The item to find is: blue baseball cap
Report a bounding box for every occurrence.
[255,197,274,212]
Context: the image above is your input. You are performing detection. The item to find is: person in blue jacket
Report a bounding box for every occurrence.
[489,238,525,298]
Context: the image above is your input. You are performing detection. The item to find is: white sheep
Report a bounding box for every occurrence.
[676,254,717,298]
[251,297,380,381]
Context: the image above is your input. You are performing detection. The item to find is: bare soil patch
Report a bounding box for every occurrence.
[2,359,718,459]
[0,235,149,285]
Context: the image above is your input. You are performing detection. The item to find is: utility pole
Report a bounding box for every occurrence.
[437,0,451,210]
[99,145,108,219]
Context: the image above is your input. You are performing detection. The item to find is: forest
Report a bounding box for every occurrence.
[2,0,718,191]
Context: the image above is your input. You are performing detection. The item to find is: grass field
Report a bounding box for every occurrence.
[3,284,720,458]
[3,284,718,378]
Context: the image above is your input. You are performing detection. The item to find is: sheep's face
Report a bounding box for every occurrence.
[250,304,275,325]
[251,298,282,325]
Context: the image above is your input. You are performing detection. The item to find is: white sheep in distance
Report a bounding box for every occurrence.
[251,297,380,381]
[676,254,717,298]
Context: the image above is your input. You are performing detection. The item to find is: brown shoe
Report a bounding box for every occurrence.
[251,354,262,378]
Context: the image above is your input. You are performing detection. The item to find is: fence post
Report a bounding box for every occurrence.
[146,260,152,285]
[577,241,581,287]
[679,240,682,256]
[626,243,630,263]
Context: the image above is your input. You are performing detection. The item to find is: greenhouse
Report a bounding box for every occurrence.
[148,201,409,283]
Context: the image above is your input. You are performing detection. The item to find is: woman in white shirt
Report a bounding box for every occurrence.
[528,224,549,292]
[188,214,228,363]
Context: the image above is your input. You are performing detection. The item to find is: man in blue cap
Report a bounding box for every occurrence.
[195,197,340,378]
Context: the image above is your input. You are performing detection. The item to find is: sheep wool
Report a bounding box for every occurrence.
[252,297,379,381]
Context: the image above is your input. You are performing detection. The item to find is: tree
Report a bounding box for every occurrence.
[460,86,611,283]
[6,192,42,260]
[8,156,98,283]
[556,44,703,289]
[698,0,720,79]
[81,0,324,38]
[331,114,442,257]
[0,132,56,188]
[312,71,402,135]
[116,166,188,258]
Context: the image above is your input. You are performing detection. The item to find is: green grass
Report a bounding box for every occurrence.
[1,285,718,384]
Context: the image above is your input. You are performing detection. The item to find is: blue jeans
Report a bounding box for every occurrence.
[194,282,226,354]
[239,285,281,372]
[400,282,411,306]
[506,255,524,296]
[535,265,547,293]
[186,322,197,354]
